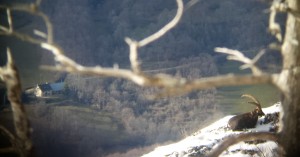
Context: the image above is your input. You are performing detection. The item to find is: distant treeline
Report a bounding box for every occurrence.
[65,54,220,145]
[36,0,279,67]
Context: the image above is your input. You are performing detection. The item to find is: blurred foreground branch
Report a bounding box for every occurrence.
[0,49,33,157]
[215,47,266,75]
[207,132,280,157]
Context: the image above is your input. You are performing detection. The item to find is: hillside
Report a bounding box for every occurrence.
[64,54,220,145]
[0,103,136,157]
[38,0,275,65]
[142,103,281,157]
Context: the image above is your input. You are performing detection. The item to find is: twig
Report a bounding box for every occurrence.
[124,0,183,73]
[124,38,141,73]
[33,29,47,39]
[6,9,13,33]
[215,47,265,75]
[0,28,44,44]
[185,0,200,11]
[137,0,183,47]
[0,3,53,43]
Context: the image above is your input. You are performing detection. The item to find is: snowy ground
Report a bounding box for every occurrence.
[142,102,282,157]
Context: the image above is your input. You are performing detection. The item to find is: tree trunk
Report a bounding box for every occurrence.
[280,0,300,155]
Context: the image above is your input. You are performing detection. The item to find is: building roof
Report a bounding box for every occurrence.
[37,82,65,92]
[37,83,52,91]
[49,82,64,92]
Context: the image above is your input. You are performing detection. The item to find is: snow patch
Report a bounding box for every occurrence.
[142,102,282,157]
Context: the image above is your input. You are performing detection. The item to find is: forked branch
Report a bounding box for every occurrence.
[215,47,265,75]
[0,1,53,43]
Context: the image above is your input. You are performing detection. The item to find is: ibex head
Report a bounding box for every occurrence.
[241,94,265,117]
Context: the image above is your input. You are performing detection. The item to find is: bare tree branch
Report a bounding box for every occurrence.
[124,0,183,73]
[136,0,183,47]
[40,42,277,95]
[156,74,277,97]
[0,29,44,44]
[6,9,13,33]
[206,132,279,157]
[185,0,200,11]
[0,48,33,157]
[215,47,265,75]
[40,42,278,97]
[0,2,53,43]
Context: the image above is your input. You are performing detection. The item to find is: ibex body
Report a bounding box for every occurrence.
[228,94,265,131]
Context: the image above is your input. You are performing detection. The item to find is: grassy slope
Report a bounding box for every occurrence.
[0,103,131,157]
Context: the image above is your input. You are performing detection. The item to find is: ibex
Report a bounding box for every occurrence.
[228,94,265,131]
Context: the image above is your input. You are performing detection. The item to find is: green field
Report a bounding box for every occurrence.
[216,61,281,115]
[217,84,280,115]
